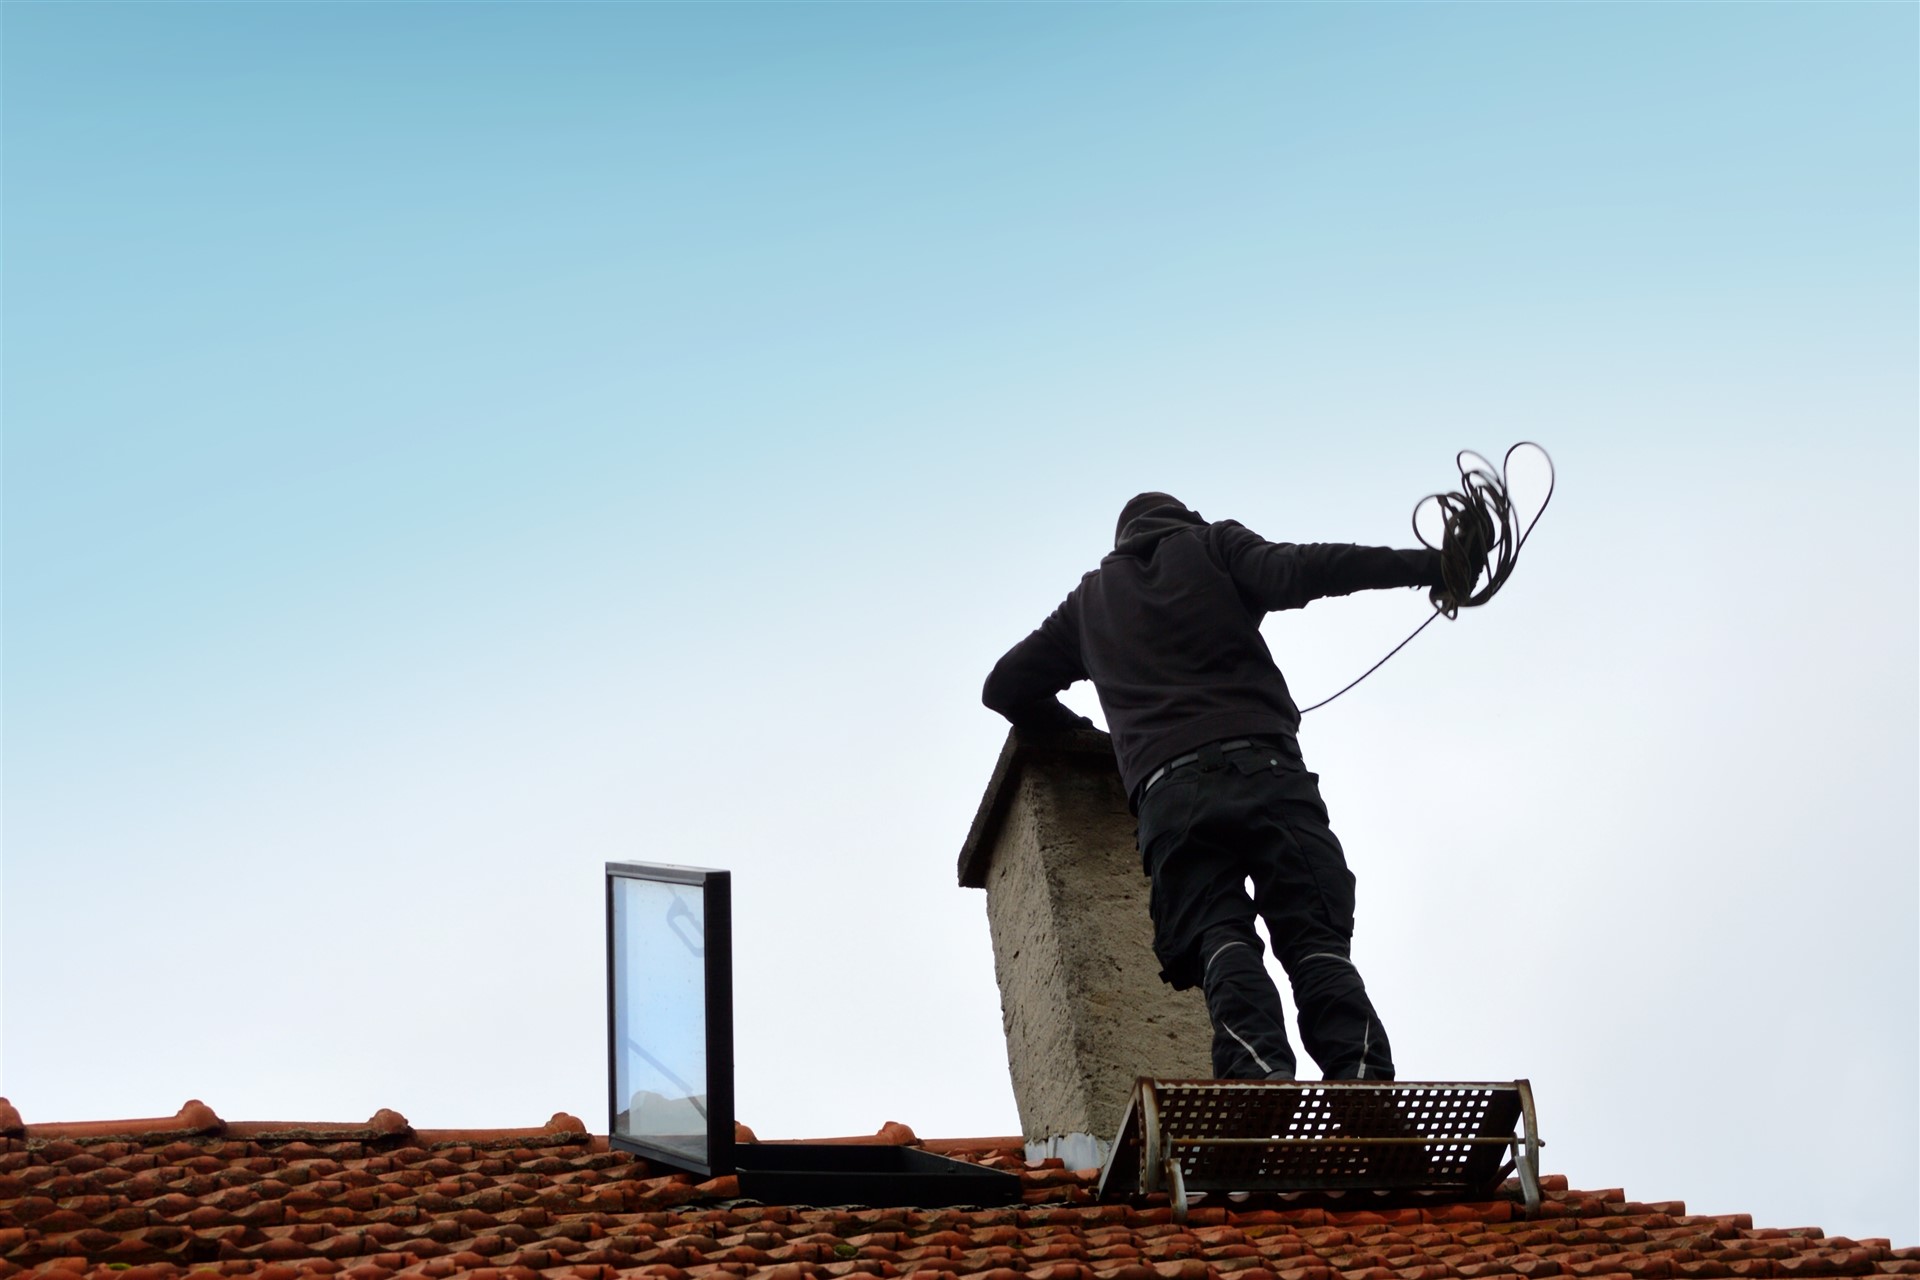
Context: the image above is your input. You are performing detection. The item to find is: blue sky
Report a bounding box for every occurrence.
[5,0,1915,1249]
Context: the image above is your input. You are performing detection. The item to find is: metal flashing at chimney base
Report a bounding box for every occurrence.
[1025,1132,1112,1172]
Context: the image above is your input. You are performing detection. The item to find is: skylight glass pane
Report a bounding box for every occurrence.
[611,874,711,1164]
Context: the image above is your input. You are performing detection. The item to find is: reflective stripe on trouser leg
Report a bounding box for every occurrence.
[1286,951,1394,1081]
[1245,789,1394,1083]
[1199,926,1297,1080]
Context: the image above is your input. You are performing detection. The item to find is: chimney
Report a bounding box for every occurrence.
[958,727,1212,1166]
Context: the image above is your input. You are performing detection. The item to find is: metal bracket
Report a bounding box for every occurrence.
[1515,1078,1542,1218]
[1166,1157,1188,1226]
[1141,1079,1164,1194]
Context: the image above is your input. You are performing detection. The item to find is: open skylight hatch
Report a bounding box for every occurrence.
[606,861,1021,1207]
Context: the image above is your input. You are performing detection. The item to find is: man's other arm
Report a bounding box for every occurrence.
[1212,520,1443,612]
[982,600,1093,732]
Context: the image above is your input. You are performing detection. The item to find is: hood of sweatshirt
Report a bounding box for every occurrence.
[1110,494,1206,559]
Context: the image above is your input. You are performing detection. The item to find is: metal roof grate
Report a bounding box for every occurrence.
[1098,1079,1543,1221]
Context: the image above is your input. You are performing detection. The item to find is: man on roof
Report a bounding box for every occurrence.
[982,492,1447,1082]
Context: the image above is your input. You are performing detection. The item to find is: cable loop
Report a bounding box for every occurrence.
[1298,441,1554,714]
[1416,441,1555,618]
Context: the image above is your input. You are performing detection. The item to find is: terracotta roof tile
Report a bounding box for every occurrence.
[0,1105,1909,1280]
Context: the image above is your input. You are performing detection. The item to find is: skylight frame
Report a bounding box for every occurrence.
[604,861,736,1177]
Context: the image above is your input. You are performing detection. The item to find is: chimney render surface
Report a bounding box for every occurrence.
[958,727,1213,1153]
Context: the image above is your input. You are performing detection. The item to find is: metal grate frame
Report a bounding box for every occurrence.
[1098,1079,1543,1221]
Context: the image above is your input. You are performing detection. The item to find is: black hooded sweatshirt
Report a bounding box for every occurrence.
[982,501,1444,798]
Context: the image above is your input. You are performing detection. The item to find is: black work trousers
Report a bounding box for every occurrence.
[1135,738,1394,1082]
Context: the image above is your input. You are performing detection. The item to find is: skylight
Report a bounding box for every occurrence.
[605,861,734,1177]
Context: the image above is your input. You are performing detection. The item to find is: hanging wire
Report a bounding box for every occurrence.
[1297,441,1555,714]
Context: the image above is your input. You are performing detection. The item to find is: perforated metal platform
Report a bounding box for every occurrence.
[1097,1079,1543,1221]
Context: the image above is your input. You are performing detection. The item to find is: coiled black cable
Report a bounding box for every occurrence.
[1297,441,1555,714]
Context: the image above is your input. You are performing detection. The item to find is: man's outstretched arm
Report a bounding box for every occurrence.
[982,606,1093,732]
[1212,521,1443,612]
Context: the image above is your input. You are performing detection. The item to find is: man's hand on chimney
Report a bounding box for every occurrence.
[1011,697,1095,735]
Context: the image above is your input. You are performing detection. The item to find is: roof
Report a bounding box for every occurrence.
[2,1098,1913,1280]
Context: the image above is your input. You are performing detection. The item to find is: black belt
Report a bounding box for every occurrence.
[1139,738,1266,798]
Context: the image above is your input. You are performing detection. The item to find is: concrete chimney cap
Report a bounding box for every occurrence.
[956,726,1120,889]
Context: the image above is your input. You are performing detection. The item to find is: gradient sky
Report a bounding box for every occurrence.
[4,0,1915,1249]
